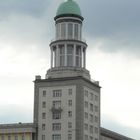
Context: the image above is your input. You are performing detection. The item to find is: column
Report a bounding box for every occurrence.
[80,46,83,67]
[64,43,67,66]
[73,44,76,67]
[56,45,59,67]
[51,47,53,68]
[83,48,86,68]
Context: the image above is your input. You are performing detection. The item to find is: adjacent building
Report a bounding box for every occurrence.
[0,0,134,140]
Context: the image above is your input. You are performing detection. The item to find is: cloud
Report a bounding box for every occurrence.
[101,114,140,140]
[77,0,140,54]
[0,105,33,124]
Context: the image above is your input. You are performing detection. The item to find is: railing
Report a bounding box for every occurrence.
[51,107,63,112]
[51,38,86,43]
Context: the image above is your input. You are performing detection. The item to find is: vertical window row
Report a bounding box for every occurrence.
[56,23,81,40]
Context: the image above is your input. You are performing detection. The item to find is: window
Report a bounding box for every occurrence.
[68,111,72,117]
[90,103,93,112]
[84,101,88,108]
[90,136,93,140]
[68,100,72,106]
[95,95,98,101]
[67,45,73,66]
[42,124,46,130]
[53,90,62,97]
[68,134,72,140]
[15,135,18,140]
[1,135,4,140]
[90,125,93,134]
[8,136,11,140]
[59,45,65,66]
[52,112,61,119]
[84,135,88,140]
[56,24,60,39]
[95,106,98,112]
[95,127,98,133]
[68,23,73,39]
[42,112,46,119]
[61,23,66,38]
[43,90,46,97]
[53,101,61,109]
[21,135,24,140]
[84,112,88,119]
[90,114,93,123]
[42,135,45,140]
[95,116,98,123]
[52,123,61,131]
[76,46,81,67]
[74,24,78,39]
[84,90,88,97]
[68,89,72,95]
[90,92,93,100]
[84,123,88,131]
[42,101,46,108]
[68,122,72,129]
[52,134,61,140]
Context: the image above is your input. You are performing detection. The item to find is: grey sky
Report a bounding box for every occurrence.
[0,0,140,139]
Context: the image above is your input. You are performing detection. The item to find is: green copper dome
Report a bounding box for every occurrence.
[56,0,82,17]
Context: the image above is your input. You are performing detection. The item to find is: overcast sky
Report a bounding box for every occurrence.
[0,0,140,139]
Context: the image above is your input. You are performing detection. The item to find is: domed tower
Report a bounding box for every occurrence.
[34,1,100,140]
[46,0,90,80]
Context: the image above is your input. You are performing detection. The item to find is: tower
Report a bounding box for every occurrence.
[34,0,100,140]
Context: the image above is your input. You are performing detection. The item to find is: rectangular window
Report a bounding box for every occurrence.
[95,95,98,101]
[84,135,88,140]
[95,116,98,123]
[68,100,72,106]
[68,134,72,140]
[8,136,11,140]
[21,135,24,140]
[52,123,61,131]
[90,125,93,134]
[42,101,46,108]
[53,90,62,97]
[68,111,72,117]
[84,123,88,131]
[95,127,98,133]
[84,101,88,108]
[52,134,61,140]
[84,90,88,97]
[90,103,93,112]
[52,112,61,119]
[90,136,93,140]
[90,92,94,100]
[53,101,61,109]
[90,114,93,123]
[68,23,73,39]
[74,24,78,39]
[68,89,72,95]
[61,23,66,39]
[68,122,72,129]
[1,135,4,140]
[42,135,45,140]
[42,112,46,119]
[15,135,18,140]
[15,136,18,140]
[42,124,46,130]
[84,112,88,119]
[95,106,98,112]
[43,90,46,97]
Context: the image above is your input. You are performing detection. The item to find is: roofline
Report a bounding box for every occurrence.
[54,14,84,21]
[100,127,135,140]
